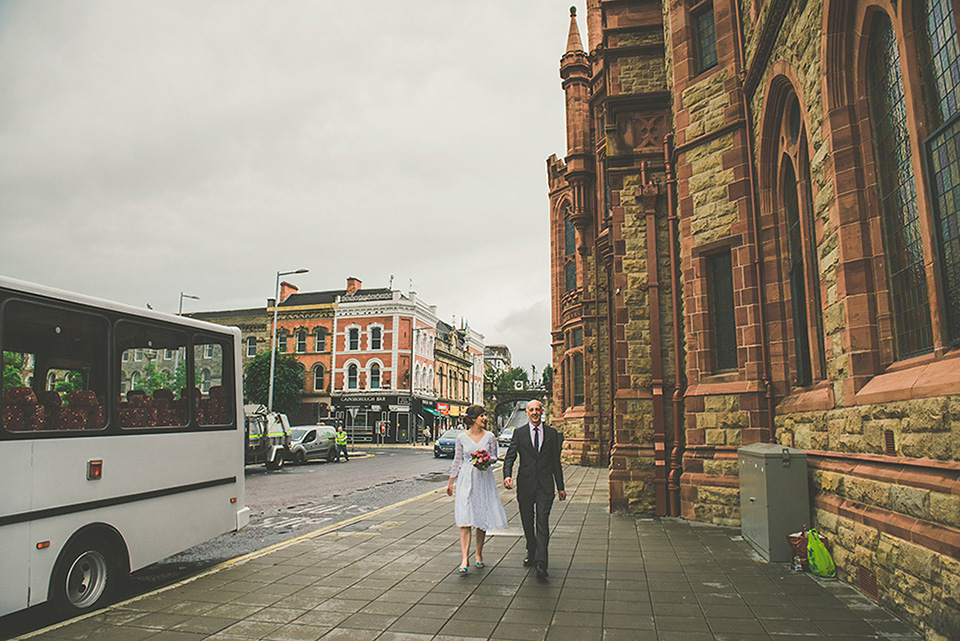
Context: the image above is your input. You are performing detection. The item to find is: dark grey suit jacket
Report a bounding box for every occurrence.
[503,422,564,501]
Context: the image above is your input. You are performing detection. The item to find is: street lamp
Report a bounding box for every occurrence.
[178,292,200,315]
[268,268,308,412]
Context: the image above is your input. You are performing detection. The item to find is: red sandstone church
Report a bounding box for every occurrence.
[547,2,960,637]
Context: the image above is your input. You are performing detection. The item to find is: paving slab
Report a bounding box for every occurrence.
[14,466,921,641]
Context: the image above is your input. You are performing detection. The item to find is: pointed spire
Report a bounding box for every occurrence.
[566,6,584,55]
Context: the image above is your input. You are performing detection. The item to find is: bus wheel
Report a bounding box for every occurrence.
[52,535,123,617]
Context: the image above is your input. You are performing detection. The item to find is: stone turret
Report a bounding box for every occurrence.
[560,6,594,247]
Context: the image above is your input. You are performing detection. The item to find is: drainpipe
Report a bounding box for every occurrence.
[664,133,686,517]
[607,262,616,467]
[641,161,669,516]
[732,0,775,441]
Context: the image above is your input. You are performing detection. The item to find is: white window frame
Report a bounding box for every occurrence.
[369,325,383,351]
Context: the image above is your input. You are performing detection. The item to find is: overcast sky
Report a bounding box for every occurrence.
[0,1,585,374]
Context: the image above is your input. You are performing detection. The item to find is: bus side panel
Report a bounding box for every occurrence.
[26,431,242,606]
[0,442,34,616]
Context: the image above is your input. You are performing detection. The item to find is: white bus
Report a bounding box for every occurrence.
[0,276,250,618]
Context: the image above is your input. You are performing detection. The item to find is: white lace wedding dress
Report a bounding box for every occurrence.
[450,430,508,531]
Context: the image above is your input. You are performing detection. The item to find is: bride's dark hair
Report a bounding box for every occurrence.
[463,404,485,427]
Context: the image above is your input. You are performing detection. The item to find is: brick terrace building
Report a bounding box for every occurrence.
[332,279,442,443]
[191,277,484,434]
[269,282,336,423]
[548,2,960,636]
[433,320,485,434]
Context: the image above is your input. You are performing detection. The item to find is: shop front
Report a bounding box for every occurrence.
[333,394,412,443]
[418,398,439,441]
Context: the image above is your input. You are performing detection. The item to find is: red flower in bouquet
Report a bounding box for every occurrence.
[471,448,493,471]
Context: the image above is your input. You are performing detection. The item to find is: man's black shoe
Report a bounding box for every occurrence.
[523,557,533,567]
[536,567,548,581]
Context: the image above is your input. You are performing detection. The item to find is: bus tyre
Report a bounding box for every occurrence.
[51,535,123,617]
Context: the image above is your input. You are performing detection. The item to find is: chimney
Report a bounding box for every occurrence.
[279,281,299,303]
[346,277,362,294]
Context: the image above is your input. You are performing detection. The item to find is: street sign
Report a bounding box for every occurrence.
[348,407,359,420]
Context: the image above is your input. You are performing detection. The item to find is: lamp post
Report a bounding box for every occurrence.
[268,268,308,412]
[178,292,200,315]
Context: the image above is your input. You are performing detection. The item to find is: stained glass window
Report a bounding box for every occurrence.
[693,3,718,73]
[919,0,960,342]
[564,215,577,293]
[706,250,737,371]
[867,13,934,358]
[783,158,813,385]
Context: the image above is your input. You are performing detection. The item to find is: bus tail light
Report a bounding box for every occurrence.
[87,460,102,480]
[230,497,237,503]
[37,541,50,550]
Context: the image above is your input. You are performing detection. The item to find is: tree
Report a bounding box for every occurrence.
[484,364,501,391]
[2,351,25,389]
[497,367,529,391]
[541,364,553,393]
[172,360,201,393]
[243,350,305,417]
[54,371,85,398]
[133,361,172,396]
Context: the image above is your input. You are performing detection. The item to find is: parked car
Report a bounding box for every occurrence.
[244,404,291,470]
[498,426,516,448]
[434,429,464,458]
[287,424,337,464]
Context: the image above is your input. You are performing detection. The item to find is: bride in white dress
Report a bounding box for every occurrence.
[445,404,508,574]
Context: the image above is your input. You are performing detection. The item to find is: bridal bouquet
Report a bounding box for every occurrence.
[471,449,493,471]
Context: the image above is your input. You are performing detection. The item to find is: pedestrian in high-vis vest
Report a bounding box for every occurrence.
[335,426,349,462]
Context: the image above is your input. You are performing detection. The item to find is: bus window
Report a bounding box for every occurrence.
[195,340,232,426]
[116,322,189,428]
[1,299,108,433]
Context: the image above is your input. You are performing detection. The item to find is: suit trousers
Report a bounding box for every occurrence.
[518,493,553,570]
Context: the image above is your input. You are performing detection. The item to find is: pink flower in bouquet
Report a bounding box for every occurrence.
[471,448,492,470]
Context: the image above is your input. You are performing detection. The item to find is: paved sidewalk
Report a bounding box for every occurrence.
[17,466,920,641]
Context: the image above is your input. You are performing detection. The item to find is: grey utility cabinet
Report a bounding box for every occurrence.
[738,443,810,562]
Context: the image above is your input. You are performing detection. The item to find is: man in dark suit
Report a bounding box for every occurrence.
[503,400,565,581]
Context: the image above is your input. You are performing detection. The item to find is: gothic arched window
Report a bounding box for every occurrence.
[867,12,934,358]
[917,0,960,342]
[564,212,577,293]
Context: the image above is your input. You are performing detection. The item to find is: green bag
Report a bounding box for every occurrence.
[806,528,836,578]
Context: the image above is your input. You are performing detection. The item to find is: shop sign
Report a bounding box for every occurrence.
[437,403,450,415]
[389,405,409,412]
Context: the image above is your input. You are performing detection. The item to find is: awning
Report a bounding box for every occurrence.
[421,407,441,417]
